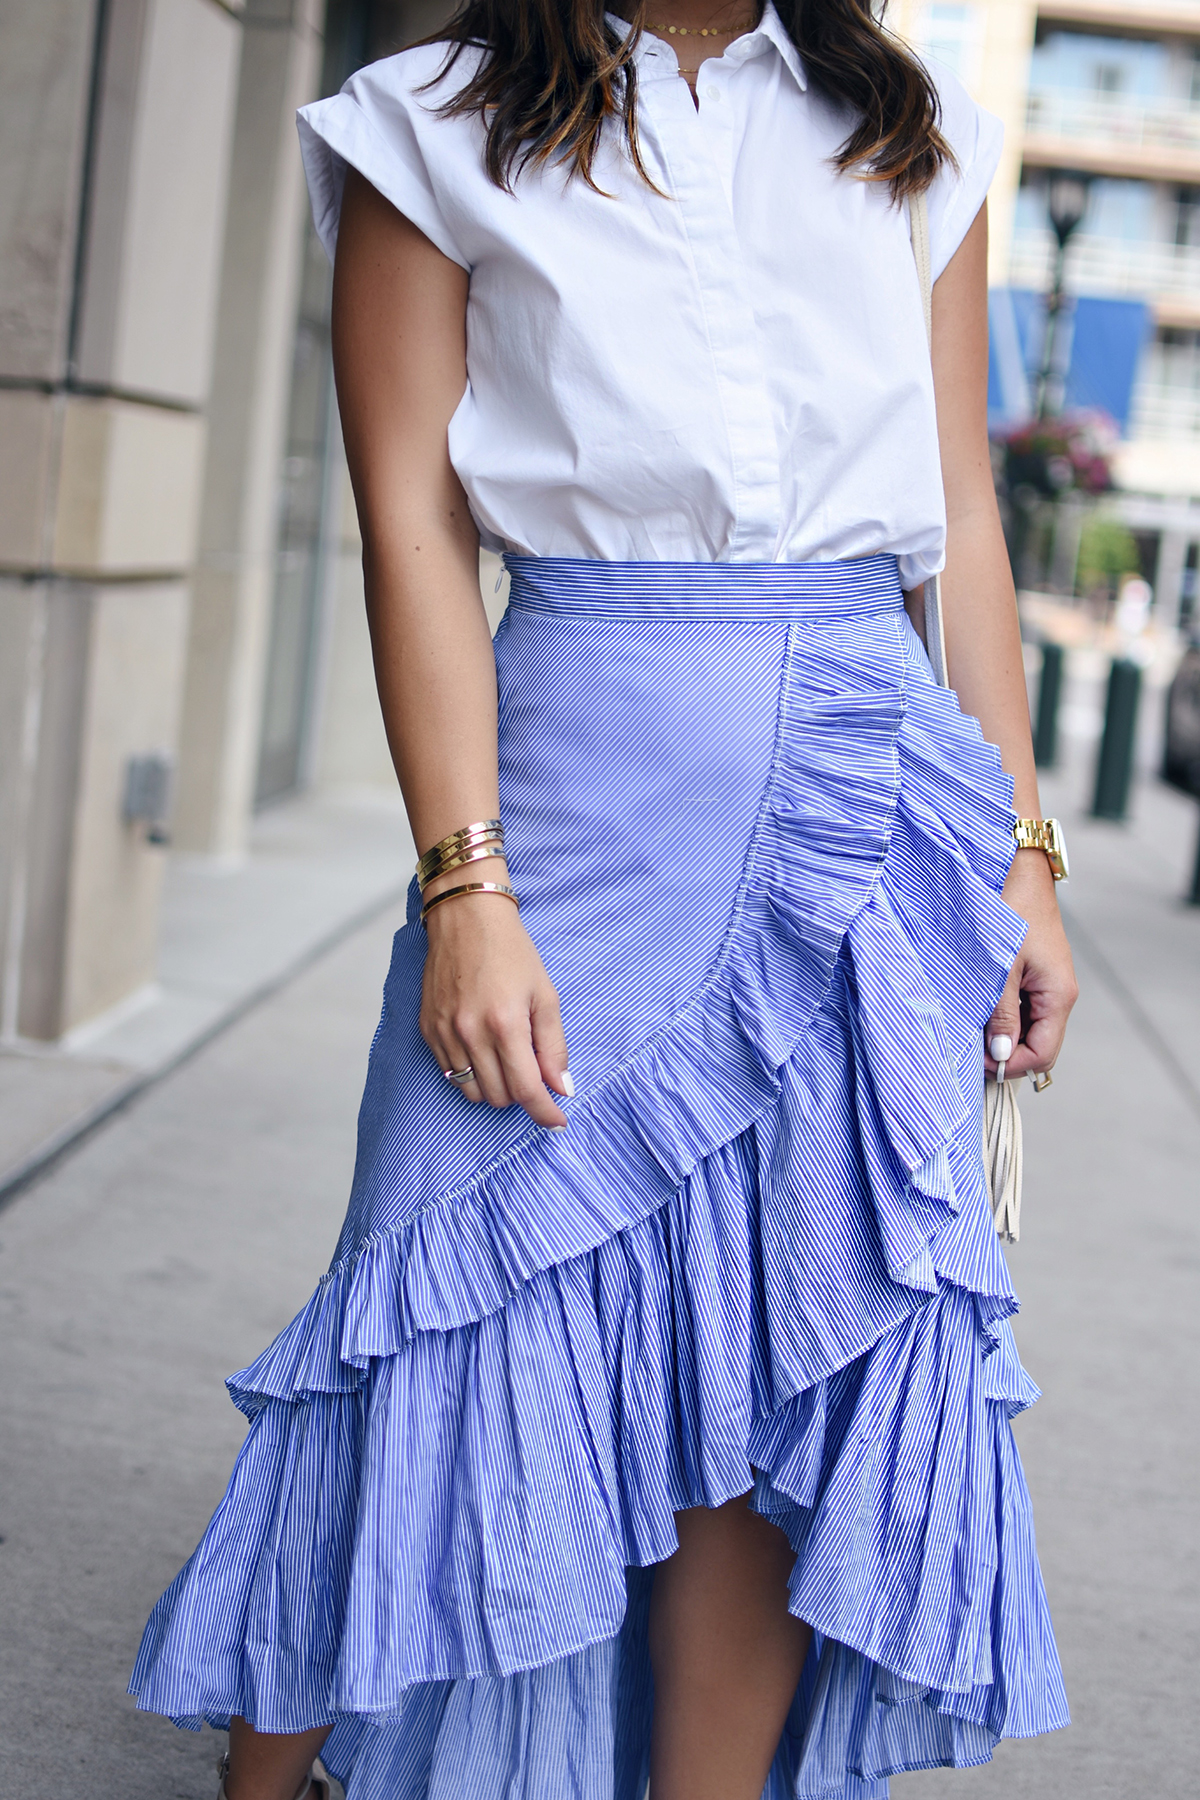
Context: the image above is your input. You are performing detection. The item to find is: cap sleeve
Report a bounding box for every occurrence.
[297,48,471,272]
[923,61,1004,282]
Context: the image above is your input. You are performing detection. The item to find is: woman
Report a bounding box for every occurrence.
[131,1,1078,1795]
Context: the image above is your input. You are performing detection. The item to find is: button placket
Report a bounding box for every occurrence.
[694,63,737,265]
[638,73,780,560]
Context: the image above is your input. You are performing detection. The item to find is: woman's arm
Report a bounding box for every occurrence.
[332,168,569,1125]
[920,200,1078,1078]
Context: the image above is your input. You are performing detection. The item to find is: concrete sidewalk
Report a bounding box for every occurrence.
[0,708,1196,1798]
[0,788,414,1202]
[0,902,407,1798]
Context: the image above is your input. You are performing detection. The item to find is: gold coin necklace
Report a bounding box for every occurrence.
[647,16,757,35]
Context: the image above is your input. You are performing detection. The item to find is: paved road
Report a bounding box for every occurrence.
[1,785,1197,1798]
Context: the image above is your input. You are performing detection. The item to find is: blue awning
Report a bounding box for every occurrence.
[988,289,1152,435]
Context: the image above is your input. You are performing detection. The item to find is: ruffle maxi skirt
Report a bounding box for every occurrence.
[130,555,1068,1798]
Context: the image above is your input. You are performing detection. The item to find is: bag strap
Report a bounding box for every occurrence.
[908,190,950,690]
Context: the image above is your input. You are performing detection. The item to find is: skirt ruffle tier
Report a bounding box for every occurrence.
[131,556,1067,1799]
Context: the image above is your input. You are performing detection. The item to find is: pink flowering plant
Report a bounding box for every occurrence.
[996,410,1117,499]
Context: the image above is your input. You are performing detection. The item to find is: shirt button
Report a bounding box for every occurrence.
[705,84,721,100]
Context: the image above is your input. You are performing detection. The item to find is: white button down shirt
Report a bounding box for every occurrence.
[299,7,1001,585]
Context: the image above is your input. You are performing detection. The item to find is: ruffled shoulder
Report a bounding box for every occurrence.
[297,41,486,270]
[920,57,1004,280]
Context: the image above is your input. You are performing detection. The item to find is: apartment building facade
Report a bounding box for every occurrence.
[893,0,1200,622]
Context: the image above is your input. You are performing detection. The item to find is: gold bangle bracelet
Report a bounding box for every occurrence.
[418,827,504,872]
[418,842,507,890]
[426,817,502,845]
[418,842,504,886]
[420,881,519,926]
[419,841,504,886]
[417,823,504,883]
[417,819,502,861]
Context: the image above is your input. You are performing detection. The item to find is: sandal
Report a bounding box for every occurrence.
[215,1751,340,1800]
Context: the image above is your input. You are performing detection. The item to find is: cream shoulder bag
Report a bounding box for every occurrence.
[908,191,1023,1243]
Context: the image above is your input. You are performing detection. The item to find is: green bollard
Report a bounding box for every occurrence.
[1033,640,1064,768]
[1091,657,1142,821]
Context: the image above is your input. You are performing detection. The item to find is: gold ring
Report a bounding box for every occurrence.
[1031,1069,1053,1092]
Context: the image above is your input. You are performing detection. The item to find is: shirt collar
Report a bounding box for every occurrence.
[605,3,808,90]
[747,3,807,90]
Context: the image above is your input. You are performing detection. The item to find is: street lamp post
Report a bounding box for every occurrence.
[1035,172,1091,421]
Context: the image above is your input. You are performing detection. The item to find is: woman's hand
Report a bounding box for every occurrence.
[985,849,1078,1080]
[420,886,572,1127]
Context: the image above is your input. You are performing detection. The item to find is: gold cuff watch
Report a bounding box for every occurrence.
[1013,817,1069,882]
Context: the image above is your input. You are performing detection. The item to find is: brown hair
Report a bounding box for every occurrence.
[423,0,953,198]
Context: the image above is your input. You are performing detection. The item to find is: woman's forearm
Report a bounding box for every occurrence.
[927,202,1043,829]
[939,501,1042,822]
[925,200,1075,1085]
[332,167,503,876]
[361,519,499,861]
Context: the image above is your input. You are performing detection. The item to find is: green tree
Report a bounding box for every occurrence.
[1076,516,1139,601]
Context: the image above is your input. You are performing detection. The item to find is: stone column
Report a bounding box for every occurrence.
[0,0,243,1040]
[173,0,325,856]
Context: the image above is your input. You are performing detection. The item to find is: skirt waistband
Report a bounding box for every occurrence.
[503,554,905,620]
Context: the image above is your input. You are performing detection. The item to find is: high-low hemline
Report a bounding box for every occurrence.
[130,559,1067,1800]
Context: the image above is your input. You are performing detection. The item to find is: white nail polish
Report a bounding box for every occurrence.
[561,1070,575,1098]
[988,1035,1013,1063]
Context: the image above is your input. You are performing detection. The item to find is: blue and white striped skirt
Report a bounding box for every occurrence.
[131,555,1068,1798]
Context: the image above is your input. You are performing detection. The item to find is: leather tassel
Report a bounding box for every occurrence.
[983,1073,1023,1243]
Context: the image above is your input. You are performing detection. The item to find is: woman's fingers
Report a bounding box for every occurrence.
[984,966,1022,1074]
[456,1038,512,1111]
[1015,1005,1067,1075]
[435,1007,567,1127]
[984,948,1076,1079]
[990,854,1078,1081]
[420,915,569,1126]
[1013,967,1074,1075]
[530,987,572,1099]
[493,1016,567,1127]
[428,1021,485,1103]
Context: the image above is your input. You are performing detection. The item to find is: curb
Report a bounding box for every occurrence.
[0,882,409,1213]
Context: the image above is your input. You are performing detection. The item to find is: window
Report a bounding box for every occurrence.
[1176,188,1200,249]
[1156,327,1200,377]
[1029,28,1169,102]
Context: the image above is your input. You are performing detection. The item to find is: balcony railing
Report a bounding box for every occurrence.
[1009,227,1200,301]
[1129,336,1200,438]
[1130,375,1200,438]
[1026,87,1200,156]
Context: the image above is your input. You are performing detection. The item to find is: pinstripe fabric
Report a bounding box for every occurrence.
[131,556,1068,1798]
